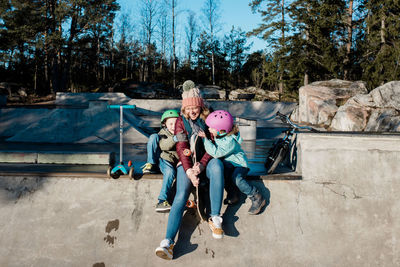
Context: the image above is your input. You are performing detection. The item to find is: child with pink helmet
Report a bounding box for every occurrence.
[199,110,266,215]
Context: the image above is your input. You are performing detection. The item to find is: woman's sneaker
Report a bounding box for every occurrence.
[155,200,171,213]
[155,239,174,260]
[208,216,224,239]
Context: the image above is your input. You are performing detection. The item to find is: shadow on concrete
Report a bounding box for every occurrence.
[173,208,200,259]
[222,180,271,237]
[0,176,48,202]
[222,193,246,237]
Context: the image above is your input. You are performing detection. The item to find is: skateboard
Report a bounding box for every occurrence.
[191,134,209,222]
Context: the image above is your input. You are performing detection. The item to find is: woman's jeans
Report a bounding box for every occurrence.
[158,158,176,202]
[147,133,160,164]
[165,158,224,242]
[223,161,255,196]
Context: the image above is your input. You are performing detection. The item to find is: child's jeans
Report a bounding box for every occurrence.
[158,158,176,201]
[147,133,161,164]
[223,161,255,196]
[165,158,224,242]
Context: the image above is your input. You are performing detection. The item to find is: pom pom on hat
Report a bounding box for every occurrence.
[181,80,204,108]
[183,80,195,92]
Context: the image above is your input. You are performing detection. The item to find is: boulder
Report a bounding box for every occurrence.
[199,85,226,99]
[365,108,400,132]
[331,81,400,132]
[298,79,368,127]
[330,104,370,131]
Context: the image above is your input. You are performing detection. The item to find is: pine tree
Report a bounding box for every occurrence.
[361,0,400,89]
[223,26,250,88]
[248,0,291,98]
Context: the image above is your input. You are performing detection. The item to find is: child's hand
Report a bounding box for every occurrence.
[193,162,204,174]
[186,168,199,187]
[197,130,206,138]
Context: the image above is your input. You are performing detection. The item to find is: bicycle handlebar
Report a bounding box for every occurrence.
[275,111,318,132]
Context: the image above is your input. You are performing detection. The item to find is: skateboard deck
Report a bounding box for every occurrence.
[191,134,209,222]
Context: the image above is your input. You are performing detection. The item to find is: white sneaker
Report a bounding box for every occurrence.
[208,216,224,239]
[155,239,174,260]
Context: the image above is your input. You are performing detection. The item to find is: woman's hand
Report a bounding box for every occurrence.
[186,168,199,187]
[197,130,206,138]
[193,162,204,175]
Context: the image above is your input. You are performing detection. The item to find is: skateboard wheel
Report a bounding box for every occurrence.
[183,149,191,156]
[186,200,196,208]
[107,166,120,179]
[129,167,134,179]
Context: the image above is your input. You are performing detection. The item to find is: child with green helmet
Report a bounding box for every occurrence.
[142,109,180,212]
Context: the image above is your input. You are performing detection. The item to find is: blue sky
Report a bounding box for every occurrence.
[116,0,267,56]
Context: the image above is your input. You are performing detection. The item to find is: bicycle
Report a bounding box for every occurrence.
[265,111,318,174]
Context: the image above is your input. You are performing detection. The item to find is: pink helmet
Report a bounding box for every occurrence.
[206,110,234,134]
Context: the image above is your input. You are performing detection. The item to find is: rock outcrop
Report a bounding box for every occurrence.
[298,79,368,127]
[198,85,226,99]
[294,79,400,132]
[228,87,280,101]
[330,81,400,131]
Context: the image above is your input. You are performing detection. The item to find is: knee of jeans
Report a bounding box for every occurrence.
[149,133,159,142]
[163,169,176,180]
[207,158,224,175]
[173,191,188,206]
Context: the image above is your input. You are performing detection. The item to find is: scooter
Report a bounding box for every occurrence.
[107,104,136,179]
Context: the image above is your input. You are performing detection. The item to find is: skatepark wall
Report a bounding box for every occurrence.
[55,92,297,121]
[0,93,297,143]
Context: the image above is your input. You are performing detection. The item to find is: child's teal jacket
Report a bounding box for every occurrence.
[203,133,248,168]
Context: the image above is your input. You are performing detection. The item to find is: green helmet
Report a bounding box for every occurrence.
[161,109,180,124]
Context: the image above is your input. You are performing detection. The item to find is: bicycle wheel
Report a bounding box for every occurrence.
[265,141,289,174]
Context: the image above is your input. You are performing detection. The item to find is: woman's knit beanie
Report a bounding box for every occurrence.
[181,80,204,109]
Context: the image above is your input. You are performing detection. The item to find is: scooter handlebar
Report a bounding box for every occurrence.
[108,104,136,109]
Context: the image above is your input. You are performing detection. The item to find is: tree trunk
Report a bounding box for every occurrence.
[209,4,215,85]
[97,35,101,81]
[381,16,386,44]
[172,0,176,90]
[344,0,353,80]
[62,4,78,91]
[278,0,285,99]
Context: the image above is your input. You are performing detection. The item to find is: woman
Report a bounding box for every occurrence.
[155,80,225,260]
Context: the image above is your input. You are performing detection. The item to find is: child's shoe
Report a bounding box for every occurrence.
[248,191,266,215]
[155,200,171,213]
[141,163,159,174]
[155,239,174,260]
[208,216,224,239]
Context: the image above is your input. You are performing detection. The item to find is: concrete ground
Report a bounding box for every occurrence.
[0,176,398,267]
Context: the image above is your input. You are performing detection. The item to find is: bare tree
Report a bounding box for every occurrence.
[158,2,169,72]
[139,0,160,82]
[185,10,197,68]
[171,0,177,90]
[202,0,221,85]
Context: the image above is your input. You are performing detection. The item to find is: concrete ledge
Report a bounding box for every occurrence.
[299,132,400,182]
[0,151,112,165]
[0,152,38,163]
[0,163,301,180]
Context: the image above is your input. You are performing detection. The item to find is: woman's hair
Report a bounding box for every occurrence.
[216,124,239,138]
[181,106,210,121]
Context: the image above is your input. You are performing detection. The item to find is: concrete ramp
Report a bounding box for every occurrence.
[6,101,150,144]
[0,108,51,137]
[0,176,398,266]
